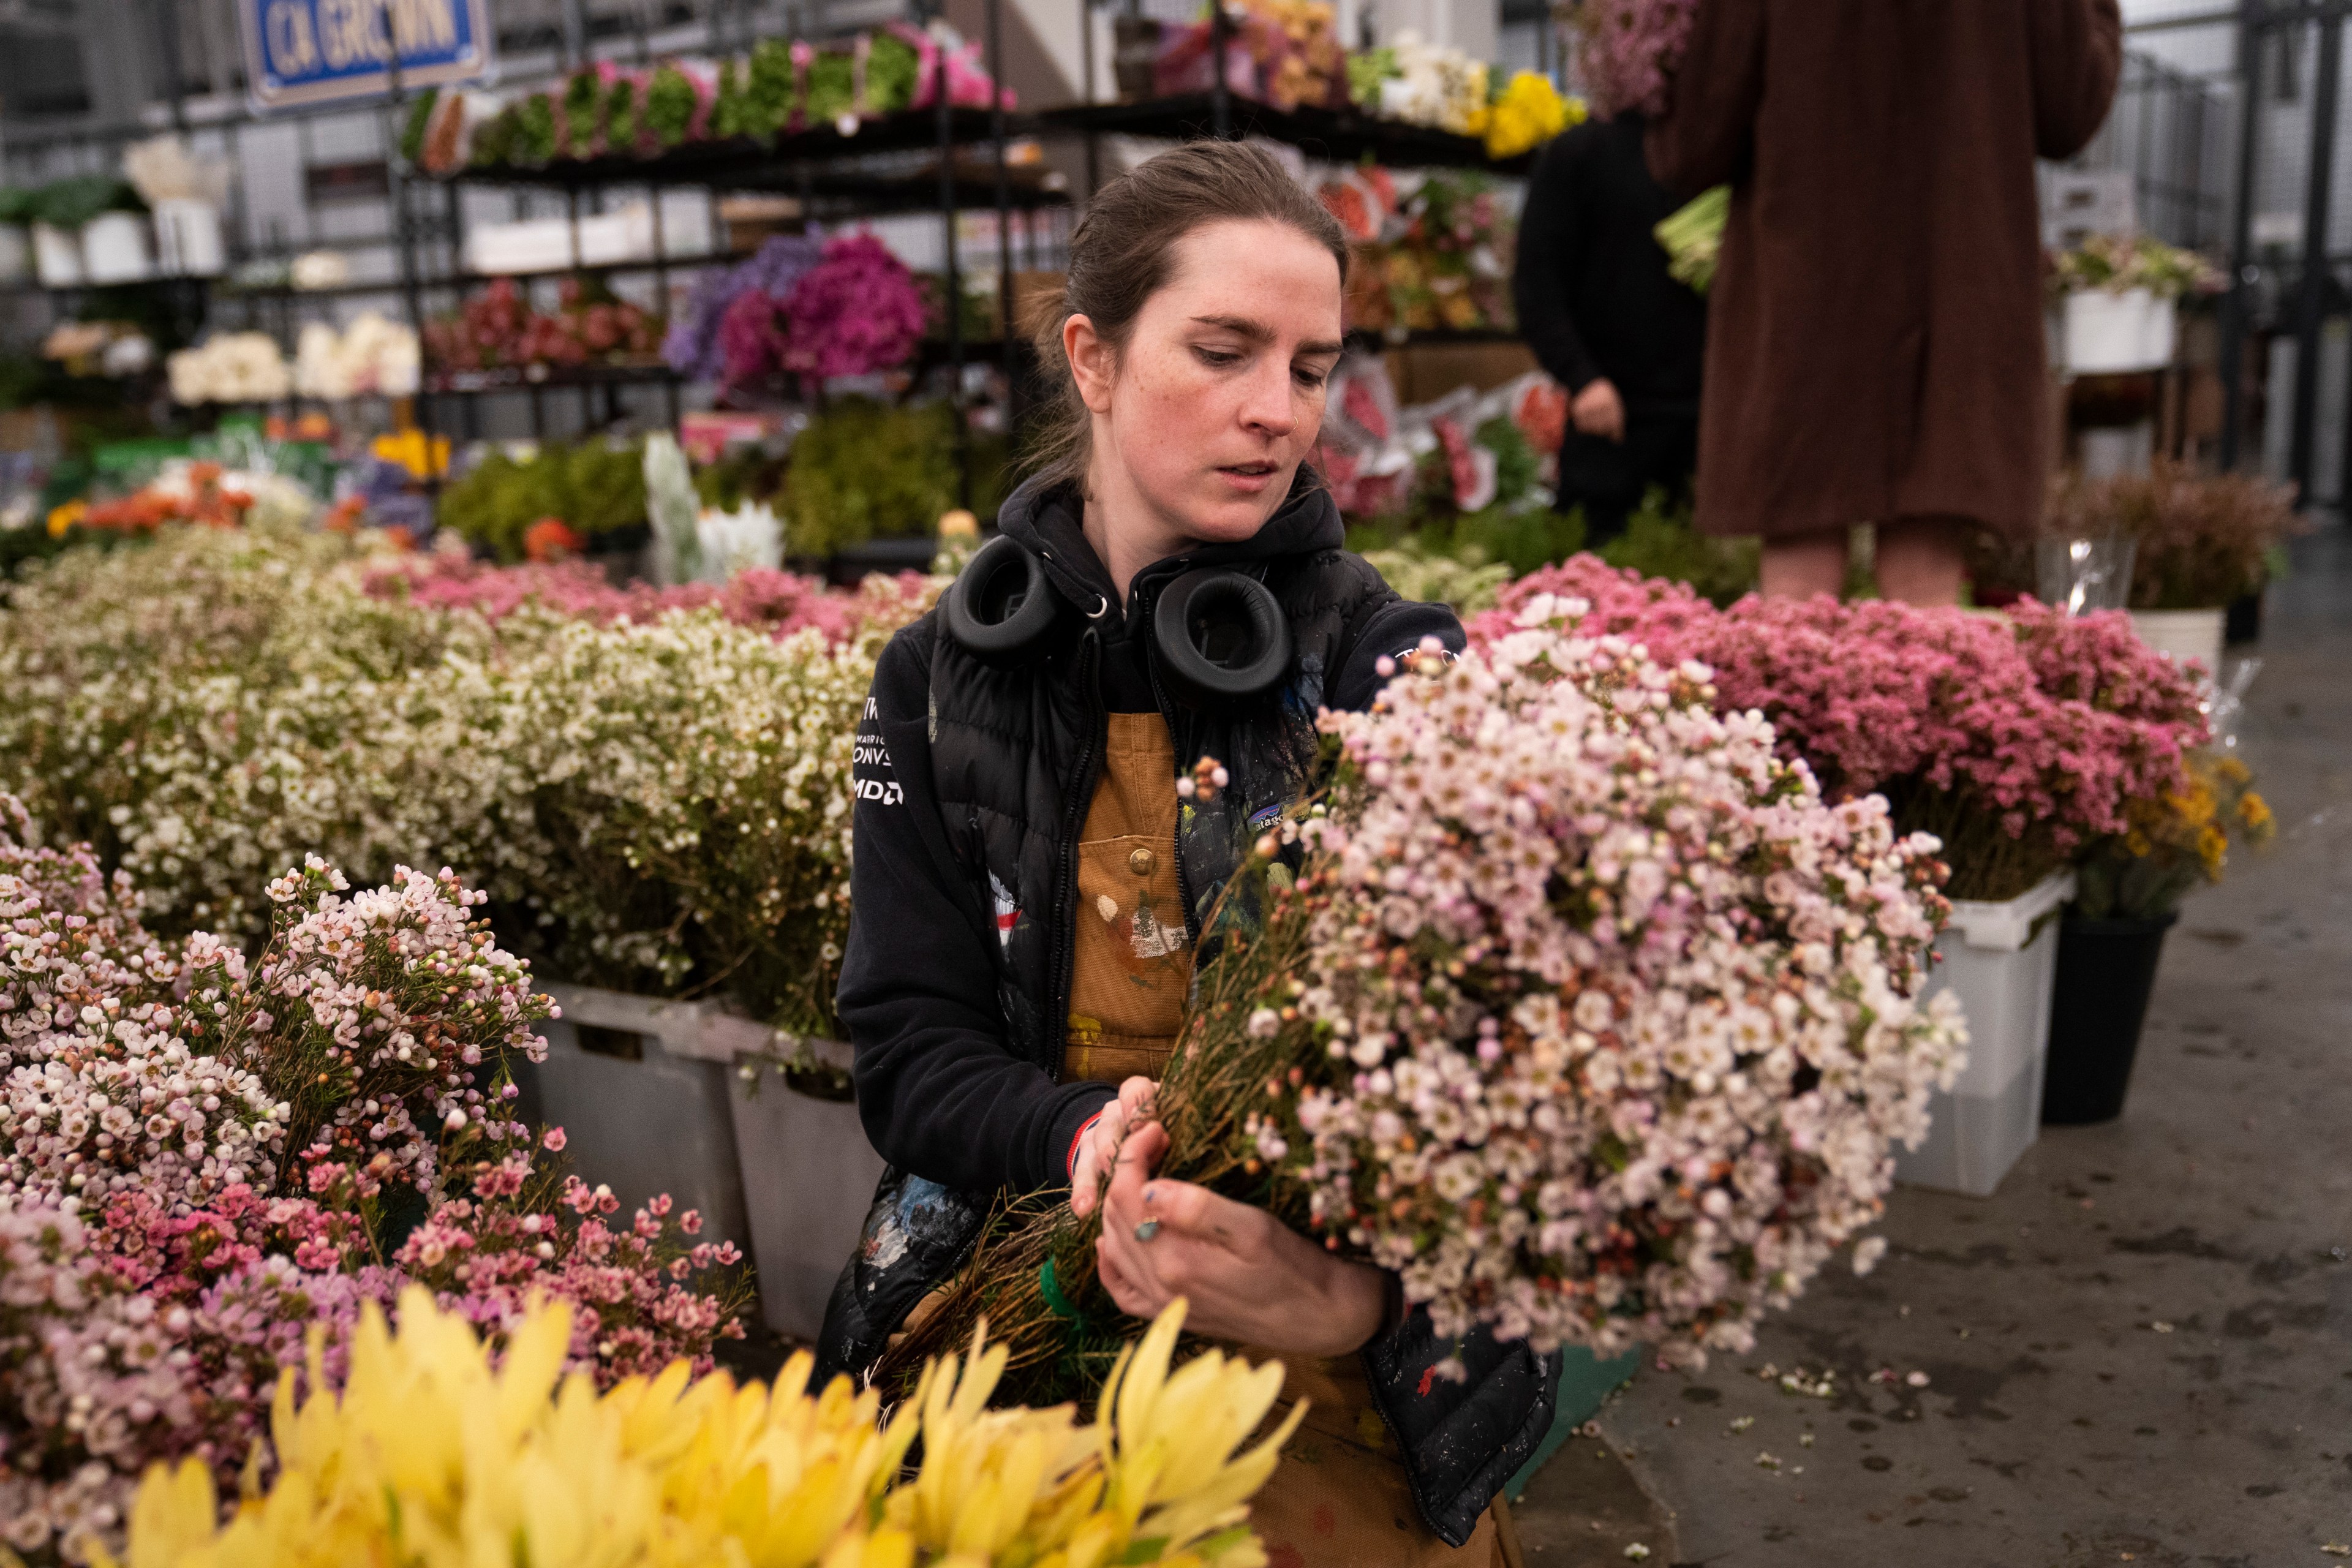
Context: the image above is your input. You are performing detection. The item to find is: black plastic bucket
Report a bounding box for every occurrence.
[2042,910,2179,1125]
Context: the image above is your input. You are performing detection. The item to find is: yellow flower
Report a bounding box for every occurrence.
[1483,72,1583,159]
[101,1291,1286,1568]
[47,499,86,538]
[372,429,451,479]
[2215,755,2251,785]
[2124,830,2153,858]
[2238,791,2272,832]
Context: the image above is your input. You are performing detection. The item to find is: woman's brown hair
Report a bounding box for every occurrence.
[1025,139,1350,490]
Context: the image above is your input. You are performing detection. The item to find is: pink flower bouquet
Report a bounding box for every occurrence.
[1474,558,2211,900]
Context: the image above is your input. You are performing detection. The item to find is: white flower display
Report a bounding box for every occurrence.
[165,332,292,405]
[293,313,422,401]
[693,501,785,582]
[1376,32,1491,136]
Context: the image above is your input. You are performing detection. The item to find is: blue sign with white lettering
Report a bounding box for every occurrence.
[238,0,496,110]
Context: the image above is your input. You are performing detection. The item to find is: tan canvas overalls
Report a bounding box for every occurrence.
[1065,712,1505,1568]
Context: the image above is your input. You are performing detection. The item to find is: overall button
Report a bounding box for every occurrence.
[1128,846,1157,876]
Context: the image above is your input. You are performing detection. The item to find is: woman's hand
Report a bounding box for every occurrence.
[1093,1121,1389,1357]
[1069,1075,1158,1219]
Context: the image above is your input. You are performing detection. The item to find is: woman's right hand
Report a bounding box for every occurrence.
[1069,1074,1157,1218]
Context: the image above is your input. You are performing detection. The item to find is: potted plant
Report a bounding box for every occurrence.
[2050,233,2220,375]
[2046,750,2274,1122]
[32,174,151,285]
[2046,461,2298,674]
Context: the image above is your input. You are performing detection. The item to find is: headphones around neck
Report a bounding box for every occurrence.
[940,535,1294,705]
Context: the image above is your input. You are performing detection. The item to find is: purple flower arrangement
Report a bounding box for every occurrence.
[662,232,927,391]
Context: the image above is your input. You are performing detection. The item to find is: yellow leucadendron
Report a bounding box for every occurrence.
[100,1286,1303,1568]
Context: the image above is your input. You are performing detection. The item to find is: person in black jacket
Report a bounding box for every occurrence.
[1512,110,1707,546]
[818,140,1558,1564]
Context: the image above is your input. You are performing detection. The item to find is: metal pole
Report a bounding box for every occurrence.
[989,0,1016,448]
[938,45,970,509]
[561,0,590,70]
[1211,0,1232,137]
[2288,13,2340,500]
[2220,0,2268,470]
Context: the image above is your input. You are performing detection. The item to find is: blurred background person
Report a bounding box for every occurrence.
[1648,0,2122,605]
[1514,109,1707,549]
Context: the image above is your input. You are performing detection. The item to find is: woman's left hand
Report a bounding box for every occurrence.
[1094,1120,1389,1357]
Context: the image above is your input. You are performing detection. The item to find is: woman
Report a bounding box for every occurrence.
[817,140,1558,1564]
[1647,0,2121,603]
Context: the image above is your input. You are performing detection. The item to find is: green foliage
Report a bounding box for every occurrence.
[469,105,519,167]
[399,88,439,165]
[32,176,140,230]
[1360,540,1513,614]
[710,59,745,140]
[1348,505,1585,582]
[1473,414,1542,509]
[515,95,559,164]
[1596,489,1758,608]
[805,49,856,125]
[693,447,788,511]
[645,65,698,147]
[781,399,1002,557]
[865,31,922,113]
[436,440,649,562]
[0,187,37,224]
[606,77,640,149]
[742,39,798,140]
[563,69,604,156]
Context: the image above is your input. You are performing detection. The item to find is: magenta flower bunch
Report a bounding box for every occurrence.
[780,234,930,380]
[1574,0,1698,119]
[0,807,743,1562]
[363,549,928,647]
[1469,558,2210,900]
[1240,609,1961,1368]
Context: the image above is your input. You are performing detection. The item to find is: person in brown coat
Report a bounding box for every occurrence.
[1647,0,2122,604]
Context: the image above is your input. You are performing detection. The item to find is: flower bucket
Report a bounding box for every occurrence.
[80,211,154,284]
[1896,869,2074,1197]
[510,982,753,1266]
[153,198,225,277]
[710,1016,889,1341]
[0,223,29,285]
[2061,287,2174,374]
[31,221,83,286]
[2042,910,2177,1125]
[2129,607,2225,676]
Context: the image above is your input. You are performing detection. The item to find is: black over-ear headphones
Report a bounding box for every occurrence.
[940,536,1292,704]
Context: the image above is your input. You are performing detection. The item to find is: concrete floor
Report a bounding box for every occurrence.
[1512,524,2352,1568]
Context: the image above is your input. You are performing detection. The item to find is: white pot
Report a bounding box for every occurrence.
[1896,869,2075,1197]
[713,1021,889,1341]
[464,204,655,276]
[2129,607,2226,677]
[511,982,753,1264]
[2062,287,2176,375]
[0,224,29,285]
[153,198,225,277]
[80,211,154,284]
[31,222,83,286]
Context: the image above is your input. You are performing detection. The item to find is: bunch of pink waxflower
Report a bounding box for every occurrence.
[0,802,743,1564]
[1472,558,2209,900]
[1238,605,1963,1368]
[363,549,930,649]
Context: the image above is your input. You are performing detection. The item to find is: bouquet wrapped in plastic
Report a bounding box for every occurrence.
[884,597,1962,1396]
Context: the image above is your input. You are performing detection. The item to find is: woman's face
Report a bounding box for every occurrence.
[1069,217,1346,552]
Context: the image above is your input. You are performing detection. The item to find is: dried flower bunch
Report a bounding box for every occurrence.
[2045,460,2300,612]
[105,1292,1285,1568]
[1479,558,2211,901]
[0,811,743,1562]
[888,605,1961,1394]
[1573,0,1698,119]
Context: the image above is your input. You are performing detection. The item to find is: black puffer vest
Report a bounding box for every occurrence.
[818,474,1558,1545]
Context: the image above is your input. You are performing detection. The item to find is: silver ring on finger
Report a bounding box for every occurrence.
[1133,1218,1161,1242]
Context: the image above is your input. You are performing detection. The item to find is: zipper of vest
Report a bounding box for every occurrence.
[1046,630,1105,1085]
[1134,582,1204,948]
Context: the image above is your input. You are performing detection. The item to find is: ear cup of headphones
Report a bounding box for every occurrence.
[941,535,1063,666]
[1153,568,1292,706]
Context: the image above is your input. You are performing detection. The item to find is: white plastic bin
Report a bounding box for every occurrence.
[2061,287,2176,375]
[2129,607,2225,677]
[511,982,752,1261]
[466,204,657,275]
[31,222,83,286]
[1897,869,2075,1197]
[153,199,225,277]
[0,224,29,285]
[712,1017,889,1341]
[80,211,154,284]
